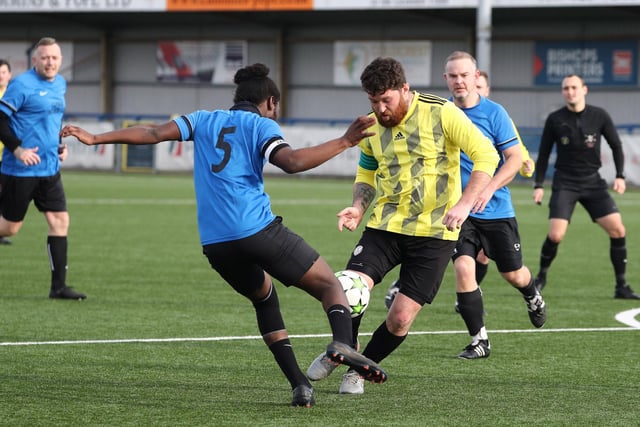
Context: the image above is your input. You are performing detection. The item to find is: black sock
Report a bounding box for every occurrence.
[252,285,309,389]
[361,322,406,363]
[539,236,559,277]
[350,313,363,349]
[610,237,627,287]
[47,236,68,291]
[457,288,484,336]
[327,304,354,346]
[476,262,489,285]
[269,339,310,389]
[517,277,538,298]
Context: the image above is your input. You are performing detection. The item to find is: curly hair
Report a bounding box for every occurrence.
[360,57,406,96]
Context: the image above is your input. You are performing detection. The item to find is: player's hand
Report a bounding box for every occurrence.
[342,116,376,147]
[58,143,68,161]
[520,159,535,178]
[442,203,469,232]
[13,146,41,166]
[60,125,96,146]
[533,188,544,205]
[471,188,494,214]
[613,178,626,195]
[337,206,363,232]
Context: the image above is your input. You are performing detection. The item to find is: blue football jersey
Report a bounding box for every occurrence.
[174,107,288,245]
[458,96,519,219]
[0,68,66,177]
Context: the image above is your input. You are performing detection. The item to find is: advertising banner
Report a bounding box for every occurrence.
[0,0,165,12]
[166,0,312,11]
[157,41,247,84]
[155,140,194,172]
[534,41,637,86]
[334,41,432,87]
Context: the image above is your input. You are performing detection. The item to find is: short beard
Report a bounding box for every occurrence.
[376,100,409,128]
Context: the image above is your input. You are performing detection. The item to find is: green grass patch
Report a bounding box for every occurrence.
[1,172,638,426]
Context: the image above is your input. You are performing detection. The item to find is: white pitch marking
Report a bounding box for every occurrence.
[614,308,640,328]
[1,325,637,347]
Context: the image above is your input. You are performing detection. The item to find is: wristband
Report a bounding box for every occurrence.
[616,173,625,179]
[534,184,543,189]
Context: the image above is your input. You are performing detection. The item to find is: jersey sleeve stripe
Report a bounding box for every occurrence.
[175,115,194,140]
[262,137,289,162]
[417,93,447,105]
[358,151,378,170]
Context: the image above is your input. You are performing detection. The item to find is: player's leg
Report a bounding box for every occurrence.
[252,274,317,407]
[0,216,23,239]
[308,228,396,383]
[582,186,638,299]
[453,250,490,314]
[340,290,421,394]
[594,212,638,299]
[362,236,452,363]
[535,189,576,290]
[489,218,546,328]
[0,174,27,239]
[297,258,387,384]
[341,237,453,394]
[245,221,386,385]
[475,249,490,285]
[452,220,489,358]
[203,238,316,407]
[535,218,568,290]
[0,164,8,244]
[454,254,490,358]
[38,174,86,300]
[500,266,546,328]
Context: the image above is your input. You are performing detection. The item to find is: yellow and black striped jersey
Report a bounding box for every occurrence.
[356,91,498,240]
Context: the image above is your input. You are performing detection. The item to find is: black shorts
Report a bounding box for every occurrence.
[0,172,67,222]
[202,217,320,297]
[345,227,455,305]
[549,172,618,221]
[452,217,523,273]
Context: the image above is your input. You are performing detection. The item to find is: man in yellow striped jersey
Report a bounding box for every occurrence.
[386,69,537,310]
[306,56,499,394]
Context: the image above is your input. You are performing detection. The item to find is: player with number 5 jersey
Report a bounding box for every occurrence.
[61,63,388,408]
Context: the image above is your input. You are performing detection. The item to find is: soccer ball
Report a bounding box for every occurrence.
[335,270,370,317]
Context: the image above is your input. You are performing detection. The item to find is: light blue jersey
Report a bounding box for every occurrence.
[0,68,66,177]
[174,103,288,245]
[458,96,519,219]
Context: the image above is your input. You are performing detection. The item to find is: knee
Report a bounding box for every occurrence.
[547,230,564,243]
[46,212,70,234]
[607,224,625,239]
[501,267,530,287]
[454,257,477,290]
[386,313,412,336]
[0,222,22,237]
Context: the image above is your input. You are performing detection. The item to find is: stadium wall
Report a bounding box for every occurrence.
[3,6,640,182]
[60,122,640,186]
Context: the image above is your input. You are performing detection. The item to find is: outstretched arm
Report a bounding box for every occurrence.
[270,115,375,174]
[60,121,181,146]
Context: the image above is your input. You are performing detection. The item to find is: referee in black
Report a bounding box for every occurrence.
[532,74,638,299]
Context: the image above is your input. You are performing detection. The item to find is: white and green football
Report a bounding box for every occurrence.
[335,270,370,318]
